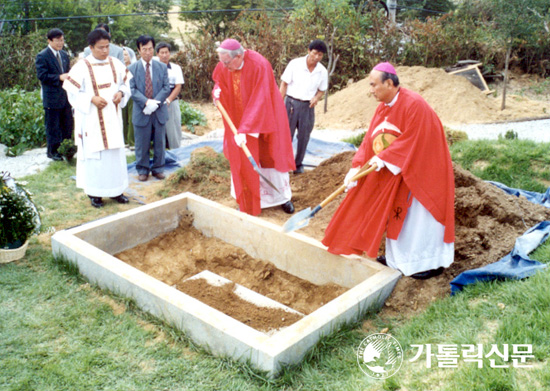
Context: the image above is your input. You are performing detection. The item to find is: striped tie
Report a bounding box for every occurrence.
[56,52,63,72]
[145,62,153,99]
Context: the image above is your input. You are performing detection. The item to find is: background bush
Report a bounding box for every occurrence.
[0,89,45,156]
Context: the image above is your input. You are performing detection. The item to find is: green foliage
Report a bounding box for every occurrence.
[343,132,366,147]
[57,139,78,162]
[0,179,40,248]
[0,89,46,156]
[0,31,44,91]
[1,0,172,56]
[179,102,207,133]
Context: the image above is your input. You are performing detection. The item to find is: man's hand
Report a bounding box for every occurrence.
[91,96,108,109]
[368,156,385,172]
[234,133,247,146]
[309,96,320,108]
[59,73,69,82]
[146,99,160,111]
[113,91,123,105]
[344,167,360,192]
[212,86,221,103]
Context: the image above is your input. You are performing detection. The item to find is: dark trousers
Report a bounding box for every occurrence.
[134,119,166,176]
[285,96,315,170]
[44,105,73,156]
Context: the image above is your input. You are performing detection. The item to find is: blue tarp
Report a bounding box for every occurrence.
[126,137,356,180]
[488,181,550,208]
[450,181,550,294]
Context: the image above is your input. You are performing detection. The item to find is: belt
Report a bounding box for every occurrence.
[287,95,310,103]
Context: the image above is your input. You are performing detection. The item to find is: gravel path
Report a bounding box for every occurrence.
[2,120,550,179]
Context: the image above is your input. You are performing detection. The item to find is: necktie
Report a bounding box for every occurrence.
[145,62,153,99]
[56,52,63,72]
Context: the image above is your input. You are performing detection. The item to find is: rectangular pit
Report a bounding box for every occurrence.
[51,193,401,376]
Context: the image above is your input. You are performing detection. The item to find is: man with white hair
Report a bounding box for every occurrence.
[212,39,296,216]
[322,62,455,280]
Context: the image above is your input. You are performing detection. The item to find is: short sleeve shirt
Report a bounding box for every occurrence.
[167,62,184,90]
[281,55,328,101]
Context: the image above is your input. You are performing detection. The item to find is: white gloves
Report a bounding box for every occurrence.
[344,167,360,191]
[143,99,160,115]
[369,156,385,171]
[234,133,247,146]
[212,86,221,102]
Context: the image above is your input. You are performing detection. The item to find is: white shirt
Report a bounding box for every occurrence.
[167,62,184,90]
[281,55,328,101]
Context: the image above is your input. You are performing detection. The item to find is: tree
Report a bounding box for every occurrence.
[178,0,292,36]
[484,0,548,109]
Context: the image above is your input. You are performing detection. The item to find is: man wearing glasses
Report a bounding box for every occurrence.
[212,39,296,216]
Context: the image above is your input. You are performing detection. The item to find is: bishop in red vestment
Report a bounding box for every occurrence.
[212,39,296,216]
[322,63,455,279]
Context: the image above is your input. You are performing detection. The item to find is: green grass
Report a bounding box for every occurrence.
[2,138,550,390]
[450,139,550,192]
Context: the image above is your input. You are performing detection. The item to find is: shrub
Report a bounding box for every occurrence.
[0,89,46,156]
[179,101,207,133]
[0,174,41,249]
[0,31,44,91]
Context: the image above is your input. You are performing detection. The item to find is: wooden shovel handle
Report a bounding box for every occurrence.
[215,100,255,159]
[318,164,377,209]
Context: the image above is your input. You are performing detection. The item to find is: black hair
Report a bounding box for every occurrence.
[308,39,327,54]
[47,28,64,41]
[156,42,171,53]
[136,35,155,50]
[381,72,400,87]
[87,29,111,47]
[95,23,110,34]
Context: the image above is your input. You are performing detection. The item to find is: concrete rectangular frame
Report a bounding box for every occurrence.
[51,193,401,376]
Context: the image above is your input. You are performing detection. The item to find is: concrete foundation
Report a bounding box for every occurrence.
[51,193,401,376]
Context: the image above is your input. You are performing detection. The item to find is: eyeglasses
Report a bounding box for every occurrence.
[221,55,240,66]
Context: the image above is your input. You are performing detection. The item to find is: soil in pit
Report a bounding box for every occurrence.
[158,148,550,320]
[115,211,347,332]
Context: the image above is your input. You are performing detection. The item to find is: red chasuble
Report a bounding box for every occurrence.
[322,88,455,257]
[213,50,295,215]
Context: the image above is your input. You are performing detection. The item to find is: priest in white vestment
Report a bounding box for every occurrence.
[63,29,132,208]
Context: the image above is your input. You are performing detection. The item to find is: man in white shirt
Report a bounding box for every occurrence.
[280,40,329,174]
[155,42,184,149]
[63,29,132,208]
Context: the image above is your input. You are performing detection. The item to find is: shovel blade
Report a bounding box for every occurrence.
[282,207,313,233]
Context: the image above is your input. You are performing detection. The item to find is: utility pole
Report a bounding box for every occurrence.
[387,0,397,23]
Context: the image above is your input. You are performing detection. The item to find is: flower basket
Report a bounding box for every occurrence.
[0,239,29,263]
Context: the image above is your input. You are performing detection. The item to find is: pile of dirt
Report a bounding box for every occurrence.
[314,66,550,129]
[160,148,550,319]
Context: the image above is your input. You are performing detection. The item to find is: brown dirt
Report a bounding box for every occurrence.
[115,210,347,332]
[124,66,550,325]
[314,66,550,129]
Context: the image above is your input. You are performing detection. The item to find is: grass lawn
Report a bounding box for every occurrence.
[1,138,550,390]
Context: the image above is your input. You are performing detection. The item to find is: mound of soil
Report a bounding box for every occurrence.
[314,66,550,129]
[160,148,550,319]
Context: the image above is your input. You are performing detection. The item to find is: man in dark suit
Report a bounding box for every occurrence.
[35,28,74,161]
[128,35,170,181]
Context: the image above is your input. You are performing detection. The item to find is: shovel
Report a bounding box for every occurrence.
[215,100,280,194]
[282,163,377,233]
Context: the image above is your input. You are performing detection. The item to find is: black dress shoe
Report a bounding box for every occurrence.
[48,153,63,161]
[110,194,129,204]
[376,256,387,266]
[281,201,295,214]
[293,166,304,174]
[89,196,104,208]
[411,267,444,280]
